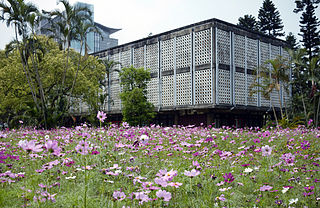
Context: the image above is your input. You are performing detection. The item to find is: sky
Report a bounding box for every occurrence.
[0,0,318,50]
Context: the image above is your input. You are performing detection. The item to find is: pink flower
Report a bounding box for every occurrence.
[184,169,200,177]
[75,140,90,155]
[113,191,126,201]
[217,194,226,201]
[168,182,183,188]
[261,145,272,156]
[97,111,107,123]
[44,140,61,156]
[133,192,150,203]
[260,185,273,191]
[156,190,172,202]
[18,140,43,153]
[154,177,168,187]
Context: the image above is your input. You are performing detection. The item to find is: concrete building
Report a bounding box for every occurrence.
[37,2,120,54]
[92,18,291,127]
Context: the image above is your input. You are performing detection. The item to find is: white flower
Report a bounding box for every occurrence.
[282,187,290,194]
[139,135,149,144]
[244,167,253,173]
[289,198,298,205]
[66,175,76,180]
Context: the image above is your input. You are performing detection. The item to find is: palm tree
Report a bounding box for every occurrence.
[68,18,102,109]
[0,0,39,109]
[250,56,290,127]
[0,0,50,128]
[100,58,120,111]
[43,0,92,101]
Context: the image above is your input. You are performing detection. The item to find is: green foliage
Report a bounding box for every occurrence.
[294,0,320,59]
[237,14,259,31]
[285,32,298,50]
[119,66,155,126]
[258,0,285,37]
[0,36,104,128]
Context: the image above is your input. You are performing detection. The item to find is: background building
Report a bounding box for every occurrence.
[92,18,291,127]
[37,1,120,54]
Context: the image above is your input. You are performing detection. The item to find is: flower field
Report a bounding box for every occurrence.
[0,124,319,207]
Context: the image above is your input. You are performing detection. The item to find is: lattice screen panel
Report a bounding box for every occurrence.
[146,43,159,74]
[270,89,281,108]
[110,81,121,111]
[147,78,159,106]
[134,47,145,68]
[247,75,258,106]
[235,72,246,105]
[260,42,269,66]
[121,50,131,68]
[195,69,212,104]
[176,34,191,69]
[161,39,174,71]
[246,38,258,69]
[282,49,291,107]
[109,53,120,81]
[271,45,280,60]
[161,75,174,107]
[218,69,231,104]
[176,72,191,106]
[260,77,271,107]
[217,29,230,65]
[195,29,211,66]
[234,34,245,68]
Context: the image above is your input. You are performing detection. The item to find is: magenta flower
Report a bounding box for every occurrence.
[301,140,310,150]
[113,191,126,201]
[260,185,273,191]
[261,145,272,156]
[168,182,183,188]
[97,111,107,123]
[18,140,43,153]
[156,190,172,202]
[184,169,200,177]
[216,194,226,201]
[223,173,234,183]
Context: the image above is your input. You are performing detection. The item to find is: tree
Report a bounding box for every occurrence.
[286,32,298,50]
[119,66,155,126]
[258,0,285,37]
[99,58,120,111]
[237,14,258,31]
[0,36,105,128]
[0,0,50,127]
[294,0,320,59]
[250,56,290,127]
[42,0,93,110]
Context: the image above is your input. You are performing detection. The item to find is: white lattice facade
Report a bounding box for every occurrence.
[93,18,290,122]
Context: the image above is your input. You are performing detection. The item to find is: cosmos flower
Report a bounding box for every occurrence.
[113,191,126,201]
[139,135,149,145]
[184,169,200,177]
[44,140,61,156]
[18,140,43,153]
[97,111,107,123]
[223,173,234,183]
[260,185,273,192]
[75,140,90,155]
[261,145,272,156]
[156,190,172,202]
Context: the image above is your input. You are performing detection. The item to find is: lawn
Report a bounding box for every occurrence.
[0,124,319,207]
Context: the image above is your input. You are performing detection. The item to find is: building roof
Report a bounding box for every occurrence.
[94,22,121,34]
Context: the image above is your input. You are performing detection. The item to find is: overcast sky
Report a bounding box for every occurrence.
[0,0,318,50]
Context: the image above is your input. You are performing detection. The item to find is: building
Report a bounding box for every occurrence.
[91,18,291,127]
[37,2,120,54]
